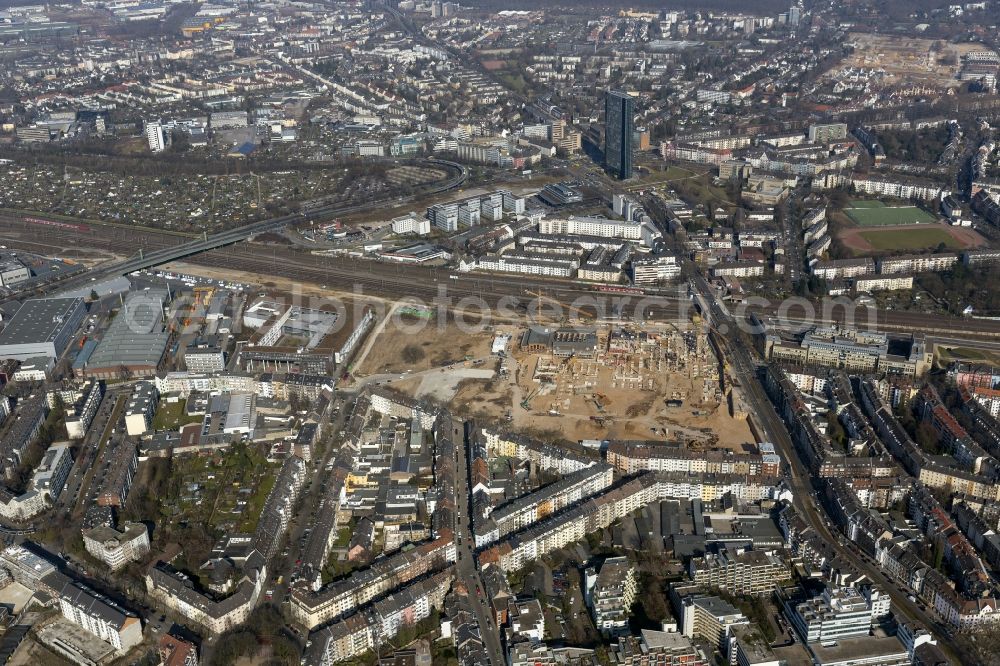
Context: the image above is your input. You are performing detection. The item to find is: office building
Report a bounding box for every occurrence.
[183,337,225,373]
[786,586,874,644]
[390,213,431,236]
[12,357,53,382]
[631,255,681,285]
[605,90,634,180]
[0,545,56,588]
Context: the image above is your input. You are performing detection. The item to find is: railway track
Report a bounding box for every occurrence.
[1,158,468,296]
[3,216,1000,339]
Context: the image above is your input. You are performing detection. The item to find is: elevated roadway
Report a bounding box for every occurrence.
[14,158,466,297]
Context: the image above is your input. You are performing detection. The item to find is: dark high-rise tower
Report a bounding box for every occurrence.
[604,90,634,180]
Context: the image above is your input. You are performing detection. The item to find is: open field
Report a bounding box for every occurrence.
[936,345,1000,368]
[355,311,495,375]
[837,223,985,255]
[628,164,707,188]
[846,204,936,227]
[848,199,886,209]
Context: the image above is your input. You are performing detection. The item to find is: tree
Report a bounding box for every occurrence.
[401,344,426,364]
[915,422,942,454]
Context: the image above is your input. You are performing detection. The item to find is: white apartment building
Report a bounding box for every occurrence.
[58,585,144,652]
[82,522,151,571]
[65,381,104,440]
[854,275,914,293]
[876,253,959,274]
[32,442,73,501]
[479,465,614,546]
[711,262,765,278]
[811,258,875,280]
[145,121,166,152]
[475,255,575,278]
[125,381,158,437]
[851,177,943,202]
[390,213,431,236]
[971,387,1000,418]
[538,216,642,240]
[586,556,637,636]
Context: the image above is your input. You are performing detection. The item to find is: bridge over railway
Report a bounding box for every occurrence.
[25,158,467,297]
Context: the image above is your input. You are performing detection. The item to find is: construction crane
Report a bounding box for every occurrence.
[520,389,537,410]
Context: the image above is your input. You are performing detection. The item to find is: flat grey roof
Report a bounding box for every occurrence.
[86,294,169,369]
[0,298,84,347]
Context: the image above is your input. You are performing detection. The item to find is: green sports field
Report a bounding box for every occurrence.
[857,227,961,251]
[845,201,937,227]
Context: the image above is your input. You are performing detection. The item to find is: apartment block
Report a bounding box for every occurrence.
[689,547,789,596]
[83,522,151,571]
[125,381,158,436]
[586,556,637,636]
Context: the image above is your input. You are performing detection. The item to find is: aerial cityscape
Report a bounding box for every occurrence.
[0,0,999,664]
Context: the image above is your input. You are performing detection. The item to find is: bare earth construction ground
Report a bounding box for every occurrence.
[835,34,984,87]
[364,321,755,450]
[165,262,755,451]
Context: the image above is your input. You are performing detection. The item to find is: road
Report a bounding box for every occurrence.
[455,420,504,665]
[55,389,119,513]
[689,271,966,661]
[270,393,346,621]
[69,393,127,519]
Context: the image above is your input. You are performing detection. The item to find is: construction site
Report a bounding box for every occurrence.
[445,318,756,450]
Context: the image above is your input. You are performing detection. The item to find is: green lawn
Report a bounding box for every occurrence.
[848,199,887,209]
[937,346,1000,367]
[858,227,960,251]
[152,399,203,431]
[632,165,700,185]
[846,205,937,226]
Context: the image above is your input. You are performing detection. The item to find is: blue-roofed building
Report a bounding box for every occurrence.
[227,142,256,158]
[73,339,99,373]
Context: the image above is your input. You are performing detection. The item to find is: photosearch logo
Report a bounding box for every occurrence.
[120,293,166,333]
